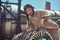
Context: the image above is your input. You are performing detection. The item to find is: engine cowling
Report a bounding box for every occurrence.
[25,28,53,40]
[12,28,53,40]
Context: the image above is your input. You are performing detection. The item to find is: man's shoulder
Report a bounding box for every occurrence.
[34,10,46,14]
[34,11,41,13]
[34,10,47,15]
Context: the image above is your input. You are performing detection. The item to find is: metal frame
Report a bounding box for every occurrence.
[0,0,22,40]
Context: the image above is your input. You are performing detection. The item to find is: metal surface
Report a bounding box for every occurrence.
[0,0,22,40]
[12,28,53,40]
[1,1,18,5]
[50,16,60,19]
[1,4,16,18]
[16,0,22,34]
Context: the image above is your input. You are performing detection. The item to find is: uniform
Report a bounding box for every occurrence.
[26,11,59,40]
[12,11,59,40]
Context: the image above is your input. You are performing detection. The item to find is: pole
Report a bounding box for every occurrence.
[16,0,22,34]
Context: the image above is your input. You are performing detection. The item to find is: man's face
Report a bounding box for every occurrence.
[25,8,33,16]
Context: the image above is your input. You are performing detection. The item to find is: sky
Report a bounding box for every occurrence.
[1,0,60,11]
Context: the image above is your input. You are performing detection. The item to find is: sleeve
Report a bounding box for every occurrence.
[26,17,34,32]
[41,11,49,22]
[37,11,49,25]
[43,19,59,29]
[33,11,49,27]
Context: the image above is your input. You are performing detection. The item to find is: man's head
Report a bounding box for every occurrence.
[24,4,34,16]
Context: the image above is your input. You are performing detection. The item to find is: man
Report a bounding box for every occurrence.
[24,4,59,40]
[12,4,59,40]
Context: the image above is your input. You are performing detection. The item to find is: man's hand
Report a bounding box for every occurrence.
[42,15,49,22]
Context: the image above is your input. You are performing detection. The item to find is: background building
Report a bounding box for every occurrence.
[45,1,50,10]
